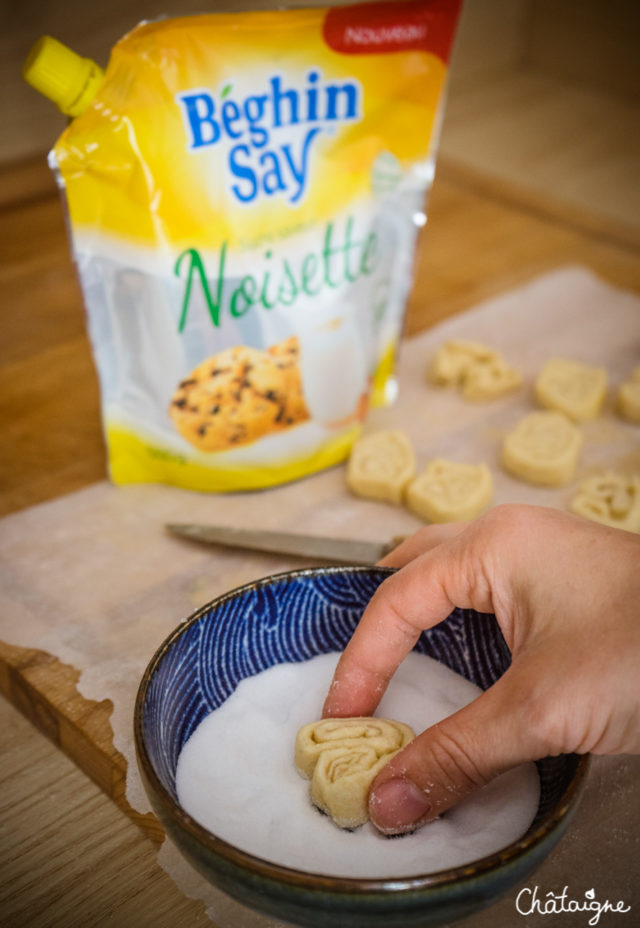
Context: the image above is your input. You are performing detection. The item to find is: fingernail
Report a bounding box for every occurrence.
[369,778,432,835]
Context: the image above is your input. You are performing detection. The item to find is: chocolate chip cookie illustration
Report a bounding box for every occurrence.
[169,339,310,451]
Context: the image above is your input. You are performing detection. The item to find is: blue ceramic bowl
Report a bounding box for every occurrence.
[134,566,588,928]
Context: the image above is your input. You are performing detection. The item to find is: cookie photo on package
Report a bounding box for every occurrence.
[46,0,462,491]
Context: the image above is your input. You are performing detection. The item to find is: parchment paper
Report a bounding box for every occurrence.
[1,267,638,927]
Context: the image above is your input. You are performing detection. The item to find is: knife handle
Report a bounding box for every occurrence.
[380,535,408,558]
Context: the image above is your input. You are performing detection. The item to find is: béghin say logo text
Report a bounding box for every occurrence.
[516,885,631,925]
[176,70,361,206]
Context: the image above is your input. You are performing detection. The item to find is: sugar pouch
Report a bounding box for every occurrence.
[48,0,462,490]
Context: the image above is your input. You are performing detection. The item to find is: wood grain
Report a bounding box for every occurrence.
[0,640,162,843]
[0,697,210,927]
[525,0,640,99]
[440,72,640,245]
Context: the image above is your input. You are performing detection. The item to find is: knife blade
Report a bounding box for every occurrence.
[166,523,402,565]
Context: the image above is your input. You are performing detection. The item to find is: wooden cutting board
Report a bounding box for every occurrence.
[1,265,638,843]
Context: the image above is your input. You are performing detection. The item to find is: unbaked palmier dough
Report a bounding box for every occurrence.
[501,411,582,486]
[406,459,493,523]
[534,358,607,422]
[618,367,640,423]
[462,355,523,400]
[295,717,414,828]
[346,429,416,504]
[429,339,521,400]
[570,472,640,533]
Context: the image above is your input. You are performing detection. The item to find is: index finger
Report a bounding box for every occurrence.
[323,537,479,718]
[379,521,469,568]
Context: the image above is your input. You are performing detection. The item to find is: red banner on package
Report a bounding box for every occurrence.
[323,0,462,62]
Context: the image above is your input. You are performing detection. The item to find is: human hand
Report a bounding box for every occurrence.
[323,504,640,834]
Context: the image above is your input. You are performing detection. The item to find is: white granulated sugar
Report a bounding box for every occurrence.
[175,652,540,879]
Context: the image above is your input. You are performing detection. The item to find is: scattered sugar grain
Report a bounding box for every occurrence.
[176,652,539,879]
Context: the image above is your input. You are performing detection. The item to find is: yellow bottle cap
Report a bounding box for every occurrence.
[22,35,104,118]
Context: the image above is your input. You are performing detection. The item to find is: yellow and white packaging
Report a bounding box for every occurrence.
[48,0,461,490]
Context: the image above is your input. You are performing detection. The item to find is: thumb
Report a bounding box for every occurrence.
[369,671,536,834]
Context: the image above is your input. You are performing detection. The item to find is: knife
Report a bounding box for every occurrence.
[166,523,404,565]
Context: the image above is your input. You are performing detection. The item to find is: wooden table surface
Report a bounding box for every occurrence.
[1,142,639,926]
